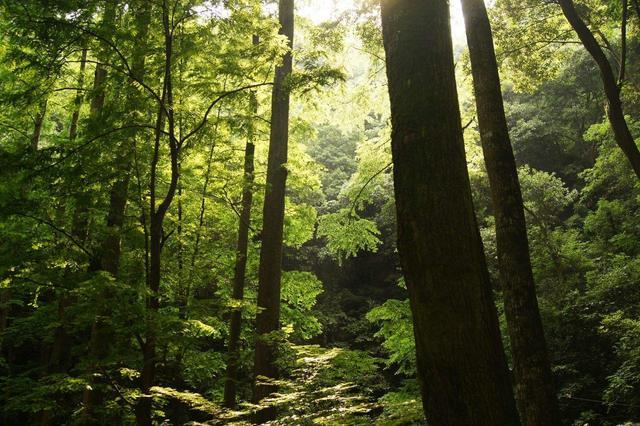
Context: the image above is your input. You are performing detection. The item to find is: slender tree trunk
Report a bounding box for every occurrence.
[461,0,560,424]
[31,99,47,151]
[177,177,187,319]
[558,0,640,179]
[2,95,48,351]
[81,1,152,420]
[30,95,56,426]
[0,289,8,349]
[69,48,88,141]
[91,0,150,278]
[135,97,165,426]
[81,171,132,419]
[136,3,179,423]
[379,0,520,424]
[252,1,293,421]
[71,0,117,251]
[224,57,258,408]
[43,186,90,426]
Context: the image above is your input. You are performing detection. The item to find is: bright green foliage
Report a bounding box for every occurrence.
[317,211,381,261]
[601,311,640,410]
[2,0,640,424]
[257,345,385,425]
[376,380,425,426]
[366,298,415,376]
[281,271,324,340]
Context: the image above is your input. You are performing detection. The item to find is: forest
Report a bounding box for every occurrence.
[2,0,640,424]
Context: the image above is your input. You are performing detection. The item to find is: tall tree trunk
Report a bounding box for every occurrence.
[135,89,165,426]
[224,55,258,408]
[43,180,91,426]
[379,0,520,424]
[0,289,8,350]
[80,0,152,420]
[558,0,640,179]
[71,0,117,251]
[252,1,293,421]
[81,172,132,420]
[1,97,48,354]
[461,0,560,424]
[136,2,179,423]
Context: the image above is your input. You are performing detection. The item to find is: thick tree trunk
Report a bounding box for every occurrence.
[379,0,520,424]
[558,0,640,179]
[461,0,560,424]
[252,1,293,422]
[224,68,258,409]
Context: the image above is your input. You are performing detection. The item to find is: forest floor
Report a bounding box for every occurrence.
[176,345,423,425]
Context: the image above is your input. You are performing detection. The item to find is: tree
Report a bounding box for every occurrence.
[252,0,294,421]
[135,1,181,422]
[224,35,259,410]
[557,0,640,179]
[83,0,152,419]
[379,0,520,423]
[460,0,560,423]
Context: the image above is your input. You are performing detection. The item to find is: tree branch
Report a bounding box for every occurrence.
[12,213,92,257]
[180,82,273,145]
[348,161,393,218]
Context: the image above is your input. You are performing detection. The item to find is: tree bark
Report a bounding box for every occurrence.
[224,52,258,408]
[461,0,560,424]
[558,0,640,179]
[252,1,293,422]
[379,0,520,424]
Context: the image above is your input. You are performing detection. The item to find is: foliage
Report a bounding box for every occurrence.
[317,211,381,261]
[367,298,415,376]
[2,0,640,424]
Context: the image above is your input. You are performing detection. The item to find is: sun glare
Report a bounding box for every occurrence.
[299,0,467,44]
[298,0,354,23]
